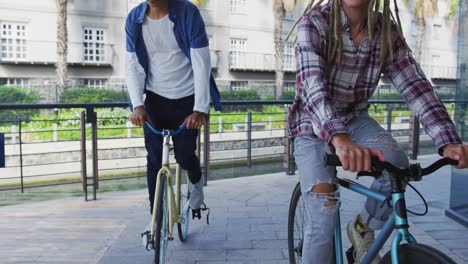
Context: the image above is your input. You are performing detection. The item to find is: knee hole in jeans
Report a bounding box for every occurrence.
[310,182,340,215]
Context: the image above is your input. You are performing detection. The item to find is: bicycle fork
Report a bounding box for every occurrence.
[151,135,181,241]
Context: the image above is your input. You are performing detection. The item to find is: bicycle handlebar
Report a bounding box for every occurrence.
[145,121,187,136]
[324,154,458,180]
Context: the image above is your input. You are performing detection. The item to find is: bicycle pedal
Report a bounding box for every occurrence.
[191,203,211,225]
[192,208,202,220]
[141,231,155,251]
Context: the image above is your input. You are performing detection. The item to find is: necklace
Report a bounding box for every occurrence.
[350,26,365,40]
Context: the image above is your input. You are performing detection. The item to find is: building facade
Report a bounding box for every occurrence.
[0,0,460,102]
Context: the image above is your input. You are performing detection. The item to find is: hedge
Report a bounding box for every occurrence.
[61,87,129,103]
[0,86,40,123]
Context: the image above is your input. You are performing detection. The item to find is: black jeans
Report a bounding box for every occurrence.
[144,91,202,213]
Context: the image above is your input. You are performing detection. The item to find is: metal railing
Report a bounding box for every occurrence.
[0,100,466,201]
[229,52,295,72]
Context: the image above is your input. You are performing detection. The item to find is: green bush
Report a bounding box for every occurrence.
[0,86,40,123]
[61,87,128,103]
[220,89,262,112]
[280,90,296,100]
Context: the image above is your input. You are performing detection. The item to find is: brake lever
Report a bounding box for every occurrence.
[356,170,383,179]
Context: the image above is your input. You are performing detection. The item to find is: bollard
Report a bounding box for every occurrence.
[269,116,273,136]
[53,124,58,142]
[126,121,133,138]
[218,116,223,133]
[11,125,17,144]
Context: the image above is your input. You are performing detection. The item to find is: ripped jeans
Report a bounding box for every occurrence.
[294,112,409,264]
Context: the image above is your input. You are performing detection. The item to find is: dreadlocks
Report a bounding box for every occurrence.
[326,0,409,65]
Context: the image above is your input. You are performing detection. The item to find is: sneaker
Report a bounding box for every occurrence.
[189,178,204,209]
[347,215,381,264]
[141,221,154,251]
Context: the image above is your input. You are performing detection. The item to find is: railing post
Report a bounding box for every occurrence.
[0,133,4,169]
[247,111,252,168]
[92,111,98,200]
[80,111,88,201]
[201,114,210,186]
[386,105,393,133]
[86,106,98,200]
[408,115,420,160]
[18,118,24,193]
[284,105,295,175]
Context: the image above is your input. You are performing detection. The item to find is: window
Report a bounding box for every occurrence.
[410,20,418,37]
[84,79,107,89]
[229,38,246,68]
[230,0,246,14]
[231,81,248,91]
[433,24,441,39]
[283,12,294,21]
[1,22,27,60]
[284,82,295,91]
[0,78,30,88]
[283,43,294,70]
[83,27,106,63]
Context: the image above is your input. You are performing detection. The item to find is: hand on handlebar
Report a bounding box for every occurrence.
[130,106,154,127]
[183,112,205,130]
[331,134,385,172]
[442,144,468,169]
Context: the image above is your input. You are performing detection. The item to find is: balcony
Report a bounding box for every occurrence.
[0,40,114,66]
[421,64,458,80]
[229,52,295,72]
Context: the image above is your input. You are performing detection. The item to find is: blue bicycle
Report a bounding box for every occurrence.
[287,154,458,264]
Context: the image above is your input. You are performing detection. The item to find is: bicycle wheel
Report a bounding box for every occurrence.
[288,182,306,264]
[177,171,191,242]
[380,243,456,264]
[154,174,168,264]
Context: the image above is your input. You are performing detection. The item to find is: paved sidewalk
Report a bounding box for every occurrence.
[0,155,466,263]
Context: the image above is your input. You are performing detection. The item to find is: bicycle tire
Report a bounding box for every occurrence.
[154,174,167,264]
[177,172,191,242]
[288,182,305,264]
[380,243,457,264]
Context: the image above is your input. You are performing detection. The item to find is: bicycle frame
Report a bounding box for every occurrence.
[334,178,417,264]
[150,133,183,241]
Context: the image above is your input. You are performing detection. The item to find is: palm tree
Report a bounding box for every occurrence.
[402,0,458,158]
[192,0,208,8]
[403,0,438,63]
[272,0,301,100]
[56,0,68,100]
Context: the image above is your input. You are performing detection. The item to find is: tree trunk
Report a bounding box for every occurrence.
[56,0,68,100]
[409,17,426,159]
[414,17,425,64]
[274,0,284,100]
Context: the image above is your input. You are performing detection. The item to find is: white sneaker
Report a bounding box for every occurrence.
[347,215,381,264]
[189,178,204,209]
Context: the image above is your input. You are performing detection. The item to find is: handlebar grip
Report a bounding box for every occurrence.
[324,154,342,167]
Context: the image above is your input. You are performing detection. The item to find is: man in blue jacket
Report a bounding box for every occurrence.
[126,0,221,248]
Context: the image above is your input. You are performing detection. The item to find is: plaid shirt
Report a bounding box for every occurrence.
[287,3,461,150]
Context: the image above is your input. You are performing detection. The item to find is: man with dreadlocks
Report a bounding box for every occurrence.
[288,0,468,263]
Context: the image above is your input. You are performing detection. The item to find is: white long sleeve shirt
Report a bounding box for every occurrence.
[126,15,211,113]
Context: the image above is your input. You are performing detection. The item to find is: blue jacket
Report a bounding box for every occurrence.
[125,0,222,111]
